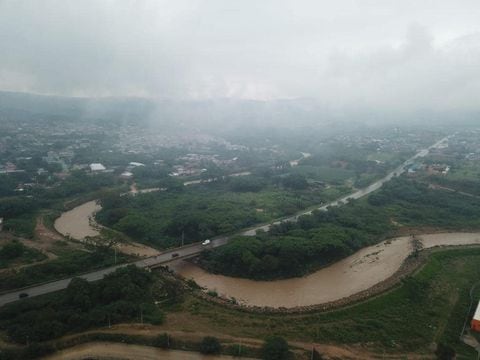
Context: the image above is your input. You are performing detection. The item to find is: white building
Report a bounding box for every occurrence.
[90,163,106,172]
[120,171,134,179]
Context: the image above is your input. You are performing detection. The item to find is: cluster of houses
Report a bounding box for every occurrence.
[0,162,24,174]
[406,163,450,176]
[89,161,146,180]
[169,153,238,177]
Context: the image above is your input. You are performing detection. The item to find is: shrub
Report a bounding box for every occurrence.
[262,336,291,360]
[200,336,221,354]
[153,333,170,348]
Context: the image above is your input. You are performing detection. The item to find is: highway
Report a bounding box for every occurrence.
[0,136,449,307]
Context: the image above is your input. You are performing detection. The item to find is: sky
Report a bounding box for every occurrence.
[1,0,480,111]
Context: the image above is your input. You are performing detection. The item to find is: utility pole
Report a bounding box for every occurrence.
[140,306,143,324]
[181,229,185,247]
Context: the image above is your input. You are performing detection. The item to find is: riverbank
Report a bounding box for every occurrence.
[54,200,160,257]
[2,244,478,359]
[171,232,480,309]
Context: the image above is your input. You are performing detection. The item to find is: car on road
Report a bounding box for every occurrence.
[171,253,179,258]
[202,239,211,246]
[18,293,29,299]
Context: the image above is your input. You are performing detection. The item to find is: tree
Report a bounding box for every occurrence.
[281,174,308,190]
[312,348,324,360]
[65,277,93,311]
[153,333,170,348]
[435,343,455,360]
[0,241,25,259]
[262,336,291,360]
[200,336,221,354]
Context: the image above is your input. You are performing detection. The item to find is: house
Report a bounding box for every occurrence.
[472,301,480,332]
[89,163,106,172]
[120,171,134,179]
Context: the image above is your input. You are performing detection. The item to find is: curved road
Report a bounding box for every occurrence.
[0,136,449,307]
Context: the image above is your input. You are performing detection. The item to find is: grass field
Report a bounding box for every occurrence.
[167,247,480,358]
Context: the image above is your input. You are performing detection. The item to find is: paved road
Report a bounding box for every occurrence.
[0,136,449,307]
[242,137,447,235]
[0,238,228,307]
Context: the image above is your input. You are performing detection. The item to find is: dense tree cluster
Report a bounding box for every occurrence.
[0,241,45,269]
[0,266,165,343]
[201,177,480,280]
[48,170,118,199]
[0,196,38,238]
[96,175,327,248]
[201,200,391,279]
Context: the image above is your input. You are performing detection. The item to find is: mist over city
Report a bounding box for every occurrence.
[0,2,480,360]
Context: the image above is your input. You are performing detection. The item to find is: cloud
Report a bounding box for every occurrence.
[1,0,480,111]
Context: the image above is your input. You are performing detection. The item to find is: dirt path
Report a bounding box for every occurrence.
[428,183,480,199]
[34,215,85,252]
[0,217,65,273]
[52,324,433,360]
[43,341,251,360]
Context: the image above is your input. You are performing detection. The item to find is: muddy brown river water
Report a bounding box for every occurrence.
[54,200,160,257]
[171,232,480,308]
[53,200,480,309]
[54,200,101,239]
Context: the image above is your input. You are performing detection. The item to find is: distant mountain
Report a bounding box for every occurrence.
[0,91,478,132]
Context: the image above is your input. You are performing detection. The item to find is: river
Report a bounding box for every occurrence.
[51,138,461,309]
[171,232,480,308]
[54,200,160,257]
[54,200,101,239]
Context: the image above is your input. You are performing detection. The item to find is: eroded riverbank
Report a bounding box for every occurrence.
[171,232,480,308]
